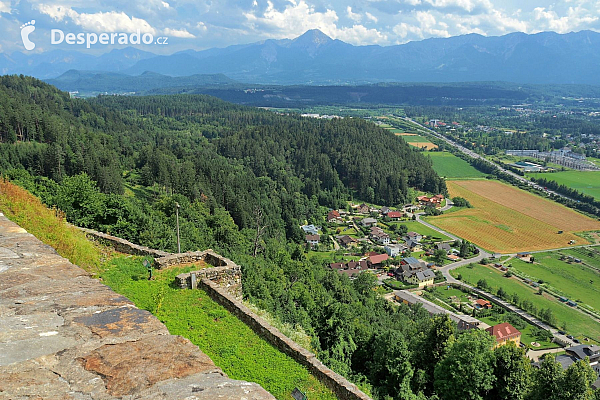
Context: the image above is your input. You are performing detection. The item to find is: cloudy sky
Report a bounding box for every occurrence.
[1,0,599,54]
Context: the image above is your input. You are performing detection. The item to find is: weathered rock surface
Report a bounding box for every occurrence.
[0,213,275,400]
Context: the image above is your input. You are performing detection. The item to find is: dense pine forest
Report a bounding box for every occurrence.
[1,75,598,400]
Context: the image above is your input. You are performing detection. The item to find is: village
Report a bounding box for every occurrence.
[300,194,600,382]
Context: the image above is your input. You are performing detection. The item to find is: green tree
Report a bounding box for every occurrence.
[530,355,564,400]
[491,343,531,400]
[434,328,496,400]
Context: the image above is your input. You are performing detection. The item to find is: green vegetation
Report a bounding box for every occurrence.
[103,257,339,400]
[510,252,600,311]
[528,171,600,201]
[452,263,600,340]
[401,135,430,143]
[388,220,452,241]
[427,152,487,179]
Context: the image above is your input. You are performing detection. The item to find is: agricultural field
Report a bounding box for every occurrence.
[387,220,452,241]
[426,180,600,253]
[451,263,600,341]
[510,251,600,311]
[528,171,600,200]
[427,152,487,179]
[401,134,431,143]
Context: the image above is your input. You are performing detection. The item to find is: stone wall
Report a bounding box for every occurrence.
[81,228,170,258]
[156,249,236,270]
[200,278,372,400]
[0,214,275,400]
[175,265,242,289]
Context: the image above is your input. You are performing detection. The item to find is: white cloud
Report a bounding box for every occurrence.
[161,1,170,9]
[346,6,361,22]
[365,12,378,23]
[533,6,598,33]
[197,21,208,32]
[244,0,387,44]
[424,0,493,13]
[0,1,10,13]
[37,5,157,34]
[164,27,196,38]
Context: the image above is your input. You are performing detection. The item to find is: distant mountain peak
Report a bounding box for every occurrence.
[293,29,333,45]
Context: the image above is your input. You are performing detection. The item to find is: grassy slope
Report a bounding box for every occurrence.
[426,152,487,179]
[451,263,600,341]
[527,171,600,200]
[0,179,337,400]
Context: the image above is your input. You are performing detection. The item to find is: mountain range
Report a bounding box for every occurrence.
[4,29,600,85]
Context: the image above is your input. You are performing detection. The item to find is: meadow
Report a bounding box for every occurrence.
[510,250,600,310]
[427,151,487,179]
[528,171,600,200]
[387,220,452,241]
[451,263,600,341]
[426,180,600,253]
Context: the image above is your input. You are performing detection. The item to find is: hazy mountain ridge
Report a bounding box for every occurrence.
[4,29,600,84]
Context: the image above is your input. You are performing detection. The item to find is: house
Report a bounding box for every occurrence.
[381,206,391,215]
[387,211,404,220]
[370,228,390,245]
[384,244,406,257]
[406,269,436,288]
[361,217,378,227]
[475,299,492,309]
[406,232,423,242]
[301,224,319,235]
[436,243,452,253]
[305,234,320,247]
[327,210,342,223]
[347,260,369,271]
[357,203,370,214]
[537,345,600,389]
[417,194,445,208]
[338,235,358,248]
[329,262,345,270]
[396,259,429,282]
[368,253,389,268]
[406,240,422,252]
[517,252,531,258]
[486,323,521,348]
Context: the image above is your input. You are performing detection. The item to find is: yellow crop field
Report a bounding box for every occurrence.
[426,180,600,253]
[409,142,438,150]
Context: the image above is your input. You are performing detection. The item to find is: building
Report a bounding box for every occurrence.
[406,232,423,242]
[305,234,320,247]
[327,210,342,223]
[384,244,406,257]
[338,235,358,248]
[301,224,319,235]
[486,323,521,348]
[370,227,390,245]
[357,203,370,214]
[406,269,436,288]
[418,195,445,208]
[541,345,600,390]
[436,243,452,253]
[368,253,389,268]
[475,299,492,309]
[386,211,404,220]
[361,217,378,227]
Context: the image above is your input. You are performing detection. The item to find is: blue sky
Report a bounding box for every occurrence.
[1,0,599,54]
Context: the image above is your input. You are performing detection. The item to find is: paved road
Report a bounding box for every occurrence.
[402,117,578,202]
[526,347,567,362]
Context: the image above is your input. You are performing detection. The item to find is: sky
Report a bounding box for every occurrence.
[1,0,599,54]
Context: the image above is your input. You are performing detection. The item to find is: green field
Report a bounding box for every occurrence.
[510,250,600,311]
[451,264,600,341]
[528,171,600,200]
[401,135,431,143]
[427,152,487,179]
[387,220,451,241]
[101,257,338,400]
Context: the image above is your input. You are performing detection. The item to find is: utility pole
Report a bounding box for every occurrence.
[175,202,181,253]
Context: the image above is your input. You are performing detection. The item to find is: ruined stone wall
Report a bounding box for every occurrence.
[200,278,372,400]
[156,249,236,270]
[81,228,170,258]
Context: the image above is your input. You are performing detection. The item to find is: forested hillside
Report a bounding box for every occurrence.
[1,76,597,400]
